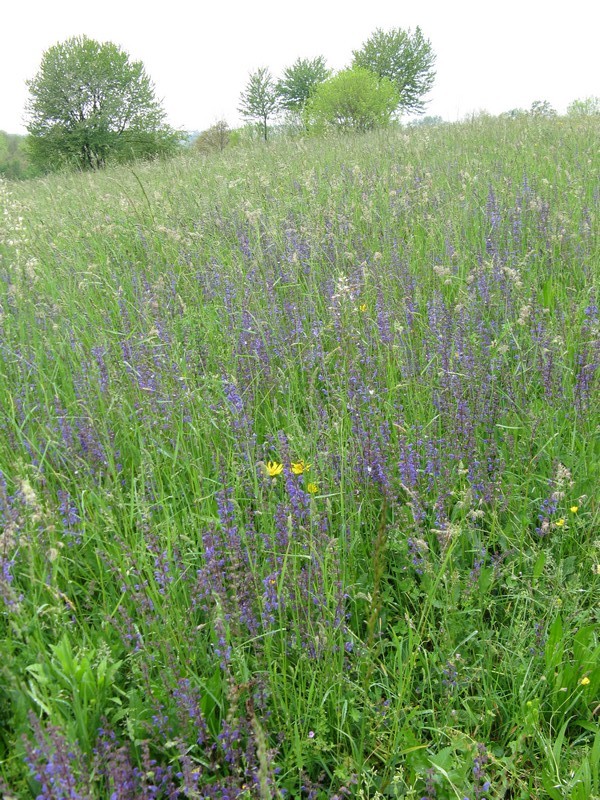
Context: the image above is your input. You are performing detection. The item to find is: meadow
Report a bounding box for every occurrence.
[0,115,598,799]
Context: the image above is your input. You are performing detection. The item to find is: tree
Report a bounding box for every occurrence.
[352,27,436,115]
[307,68,399,133]
[500,108,528,119]
[26,36,181,171]
[238,68,279,142]
[567,96,600,116]
[409,115,443,127]
[194,120,231,154]
[276,56,330,117]
[529,100,556,118]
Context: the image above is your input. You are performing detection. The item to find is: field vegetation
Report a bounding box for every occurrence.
[0,114,598,798]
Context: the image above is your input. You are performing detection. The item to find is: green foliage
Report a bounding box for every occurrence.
[529,99,557,117]
[307,67,399,132]
[1,115,599,797]
[409,114,444,127]
[0,132,39,180]
[25,35,182,172]
[276,56,331,116]
[193,120,231,154]
[238,67,279,142]
[500,107,528,119]
[500,103,558,121]
[567,96,600,116]
[352,26,436,115]
[25,636,123,753]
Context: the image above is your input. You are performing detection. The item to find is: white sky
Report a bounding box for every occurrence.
[1,0,599,134]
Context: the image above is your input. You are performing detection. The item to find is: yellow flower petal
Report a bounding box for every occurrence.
[266,461,283,477]
[291,460,310,475]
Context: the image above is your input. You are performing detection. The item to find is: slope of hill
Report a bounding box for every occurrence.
[1,117,598,798]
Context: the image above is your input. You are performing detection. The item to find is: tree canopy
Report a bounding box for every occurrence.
[307,68,399,133]
[238,68,279,142]
[567,96,600,116]
[276,57,330,116]
[193,120,232,154]
[529,100,557,117]
[352,27,436,115]
[26,36,181,171]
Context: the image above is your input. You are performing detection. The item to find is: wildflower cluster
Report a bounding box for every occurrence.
[1,118,597,798]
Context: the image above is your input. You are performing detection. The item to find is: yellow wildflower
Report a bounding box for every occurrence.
[291,460,310,475]
[555,518,565,527]
[307,482,319,495]
[570,505,579,513]
[359,303,367,312]
[579,676,590,686]
[266,461,283,477]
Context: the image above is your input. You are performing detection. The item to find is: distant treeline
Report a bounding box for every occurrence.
[3,96,598,181]
[0,132,42,180]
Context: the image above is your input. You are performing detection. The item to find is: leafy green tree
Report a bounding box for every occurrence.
[276,57,330,117]
[352,27,436,115]
[238,68,279,142]
[529,100,556,117]
[307,68,399,133]
[567,96,600,116]
[26,36,181,171]
[194,120,231,154]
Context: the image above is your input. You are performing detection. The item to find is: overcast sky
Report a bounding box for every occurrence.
[1,0,599,135]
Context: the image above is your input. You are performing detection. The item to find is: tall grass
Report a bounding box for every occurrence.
[0,115,598,799]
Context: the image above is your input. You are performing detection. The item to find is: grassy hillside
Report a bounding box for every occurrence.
[0,116,598,799]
